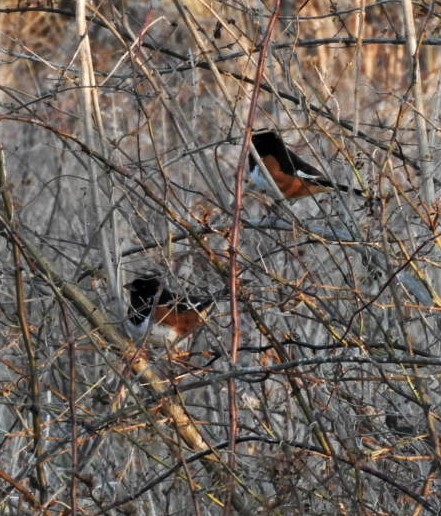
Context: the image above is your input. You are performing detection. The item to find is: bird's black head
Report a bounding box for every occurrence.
[251,130,284,157]
[124,275,162,323]
[124,275,161,297]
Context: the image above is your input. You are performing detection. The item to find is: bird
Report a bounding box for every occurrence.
[249,130,366,199]
[124,275,214,346]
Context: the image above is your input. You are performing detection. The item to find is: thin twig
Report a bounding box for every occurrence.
[226,3,281,512]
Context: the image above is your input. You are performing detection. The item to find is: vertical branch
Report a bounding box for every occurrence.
[353,0,365,136]
[401,0,434,205]
[401,0,440,301]
[60,304,78,516]
[226,2,281,513]
[75,1,117,299]
[0,148,47,503]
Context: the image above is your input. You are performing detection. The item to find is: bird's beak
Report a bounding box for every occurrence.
[123,282,135,291]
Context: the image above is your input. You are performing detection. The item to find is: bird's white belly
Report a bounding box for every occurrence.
[249,164,270,192]
[125,315,179,346]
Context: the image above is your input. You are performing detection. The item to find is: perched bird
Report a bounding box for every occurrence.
[124,275,214,345]
[249,130,366,199]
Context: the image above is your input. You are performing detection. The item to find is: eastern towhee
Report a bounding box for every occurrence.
[124,275,214,345]
[249,130,366,199]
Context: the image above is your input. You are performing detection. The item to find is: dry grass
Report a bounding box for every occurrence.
[0,1,440,514]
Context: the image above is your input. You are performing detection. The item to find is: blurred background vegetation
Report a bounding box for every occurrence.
[0,1,440,514]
